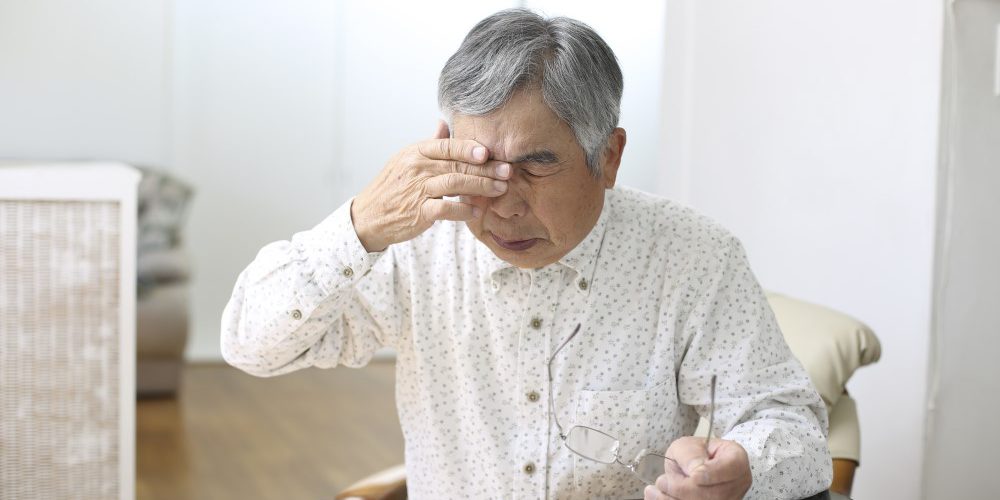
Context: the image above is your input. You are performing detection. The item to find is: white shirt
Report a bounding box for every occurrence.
[221,186,832,499]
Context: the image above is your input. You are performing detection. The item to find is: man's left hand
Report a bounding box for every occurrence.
[644,436,752,500]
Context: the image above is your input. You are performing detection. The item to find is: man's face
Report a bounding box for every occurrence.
[454,88,625,269]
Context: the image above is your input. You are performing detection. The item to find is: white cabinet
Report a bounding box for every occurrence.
[0,162,139,500]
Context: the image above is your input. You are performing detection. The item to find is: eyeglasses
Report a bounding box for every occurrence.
[547,324,718,485]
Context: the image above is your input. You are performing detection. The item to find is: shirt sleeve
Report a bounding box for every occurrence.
[675,236,833,499]
[220,198,411,377]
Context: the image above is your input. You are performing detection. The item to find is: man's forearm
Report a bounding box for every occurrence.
[220,199,385,376]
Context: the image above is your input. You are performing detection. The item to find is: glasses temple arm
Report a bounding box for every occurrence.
[548,323,582,439]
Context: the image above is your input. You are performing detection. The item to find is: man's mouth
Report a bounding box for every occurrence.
[490,232,539,251]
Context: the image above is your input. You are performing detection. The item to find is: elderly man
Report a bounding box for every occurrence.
[221,9,832,500]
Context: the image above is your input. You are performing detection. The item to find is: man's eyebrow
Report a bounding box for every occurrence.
[510,149,560,165]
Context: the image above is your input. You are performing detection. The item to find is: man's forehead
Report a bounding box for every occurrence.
[453,115,570,163]
[453,117,543,158]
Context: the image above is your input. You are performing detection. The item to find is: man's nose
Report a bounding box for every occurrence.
[487,183,528,219]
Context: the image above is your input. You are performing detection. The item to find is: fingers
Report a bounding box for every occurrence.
[655,438,753,499]
[654,461,688,498]
[432,120,450,140]
[643,484,664,500]
[655,477,733,500]
[643,484,679,500]
[423,173,508,198]
[425,159,510,181]
[693,440,750,486]
[420,198,481,222]
[417,137,489,164]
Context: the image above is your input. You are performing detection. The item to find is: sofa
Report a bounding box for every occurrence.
[135,167,193,397]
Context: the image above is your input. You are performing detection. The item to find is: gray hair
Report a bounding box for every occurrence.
[438,9,623,176]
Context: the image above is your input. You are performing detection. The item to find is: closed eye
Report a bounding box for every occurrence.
[512,149,561,178]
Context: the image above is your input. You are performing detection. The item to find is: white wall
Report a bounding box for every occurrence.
[659,2,942,499]
[169,0,344,360]
[0,0,169,164]
[0,0,669,362]
[3,2,971,497]
[924,1,1000,498]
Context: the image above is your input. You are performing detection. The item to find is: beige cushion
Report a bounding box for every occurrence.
[694,293,879,462]
[765,292,881,410]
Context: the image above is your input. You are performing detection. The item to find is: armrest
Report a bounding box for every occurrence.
[827,392,860,464]
[335,464,407,500]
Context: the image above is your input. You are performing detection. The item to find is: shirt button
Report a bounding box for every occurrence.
[527,391,540,402]
[523,462,536,475]
[342,267,354,278]
[291,309,302,320]
[578,278,588,290]
[530,317,542,329]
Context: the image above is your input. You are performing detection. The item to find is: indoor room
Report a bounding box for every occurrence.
[1,1,998,499]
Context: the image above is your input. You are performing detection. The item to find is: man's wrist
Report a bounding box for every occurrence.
[350,197,387,253]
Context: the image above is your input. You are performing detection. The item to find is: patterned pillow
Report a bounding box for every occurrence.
[136,167,192,254]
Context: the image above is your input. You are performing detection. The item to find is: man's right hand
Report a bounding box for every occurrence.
[350,121,511,252]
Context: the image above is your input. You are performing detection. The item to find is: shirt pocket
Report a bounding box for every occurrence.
[571,383,675,499]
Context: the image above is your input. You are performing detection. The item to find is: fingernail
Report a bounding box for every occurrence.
[472,206,482,218]
[492,180,507,193]
[496,163,510,178]
[473,146,487,162]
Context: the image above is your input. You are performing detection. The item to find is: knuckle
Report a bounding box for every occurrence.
[415,142,431,159]
[421,200,441,220]
[444,173,462,192]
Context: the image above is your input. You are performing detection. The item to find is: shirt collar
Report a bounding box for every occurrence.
[555,196,610,296]
[475,193,612,297]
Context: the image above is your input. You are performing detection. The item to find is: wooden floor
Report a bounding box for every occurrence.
[137,361,404,500]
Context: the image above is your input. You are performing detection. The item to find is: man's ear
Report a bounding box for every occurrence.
[601,127,626,188]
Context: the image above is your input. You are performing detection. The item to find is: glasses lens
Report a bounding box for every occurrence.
[633,451,668,485]
[564,426,620,463]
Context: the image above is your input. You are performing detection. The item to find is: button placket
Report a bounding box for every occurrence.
[514,268,552,495]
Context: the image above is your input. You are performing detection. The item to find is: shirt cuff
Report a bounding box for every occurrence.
[724,420,830,499]
[306,197,383,296]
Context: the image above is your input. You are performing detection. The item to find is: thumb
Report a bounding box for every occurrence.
[432,119,450,139]
[666,437,711,477]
